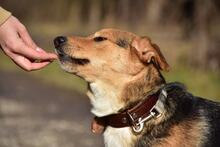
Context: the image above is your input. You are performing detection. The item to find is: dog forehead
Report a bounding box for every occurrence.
[94,29,137,42]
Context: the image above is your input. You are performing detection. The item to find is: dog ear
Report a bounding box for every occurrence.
[131,36,170,71]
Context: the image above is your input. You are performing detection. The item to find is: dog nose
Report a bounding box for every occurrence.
[54,36,67,48]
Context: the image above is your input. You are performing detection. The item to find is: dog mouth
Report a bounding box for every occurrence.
[69,57,90,65]
[55,48,90,65]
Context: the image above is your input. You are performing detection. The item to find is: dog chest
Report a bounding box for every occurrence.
[104,127,135,147]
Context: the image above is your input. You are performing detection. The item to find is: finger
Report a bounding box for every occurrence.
[5,49,51,71]
[36,47,46,53]
[30,61,51,70]
[1,46,49,71]
[16,24,57,60]
[36,47,58,60]
[36,47,53,55]
[17,23,37,49]
[15,56,51,71]
[2,48,32,71]
[12,40,57,61]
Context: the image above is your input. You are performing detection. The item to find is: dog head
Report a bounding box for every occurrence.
[54,28,169,115]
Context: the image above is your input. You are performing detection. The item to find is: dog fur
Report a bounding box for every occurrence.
[54,28,220,147]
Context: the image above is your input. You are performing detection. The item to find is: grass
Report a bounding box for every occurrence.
[164,65,220,101]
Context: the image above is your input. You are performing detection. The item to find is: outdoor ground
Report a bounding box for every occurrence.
[0,70,103,147]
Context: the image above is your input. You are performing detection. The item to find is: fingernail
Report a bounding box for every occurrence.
[36,47,44,52]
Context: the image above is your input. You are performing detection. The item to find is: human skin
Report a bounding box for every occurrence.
[0,16,57,71]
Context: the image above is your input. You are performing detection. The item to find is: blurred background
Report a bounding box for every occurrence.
[0,0,220,146]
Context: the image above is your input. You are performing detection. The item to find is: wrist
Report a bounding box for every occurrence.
[0,7,12,27]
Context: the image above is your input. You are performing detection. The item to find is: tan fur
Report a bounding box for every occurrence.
[152,117,208,147]
[56,28,209,147]
[59,29,167,112]
[56,29,170,147]
[121,64,163,105]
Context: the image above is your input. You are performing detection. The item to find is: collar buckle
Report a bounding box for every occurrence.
[129,89,167,133]
[129,107,160,133]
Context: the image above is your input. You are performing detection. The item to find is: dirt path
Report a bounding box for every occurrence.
[0,70,103,147]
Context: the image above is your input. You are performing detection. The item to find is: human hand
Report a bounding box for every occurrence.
[0,16,57,71]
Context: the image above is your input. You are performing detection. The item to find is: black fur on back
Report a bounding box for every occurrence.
[135,82,220,147]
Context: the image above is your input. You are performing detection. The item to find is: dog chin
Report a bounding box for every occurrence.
[58,61,77,73]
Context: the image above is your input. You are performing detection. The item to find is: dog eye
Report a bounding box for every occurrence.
[93,37,107,42]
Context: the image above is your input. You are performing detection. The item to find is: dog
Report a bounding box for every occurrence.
[54,28,220,147]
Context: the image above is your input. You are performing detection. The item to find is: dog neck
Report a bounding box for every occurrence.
[122,64,165,108]
[87,80,125,117]
[87,65,165,147]
[87,64,165,117]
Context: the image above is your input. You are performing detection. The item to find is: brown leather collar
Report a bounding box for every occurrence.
[91,90,165,134]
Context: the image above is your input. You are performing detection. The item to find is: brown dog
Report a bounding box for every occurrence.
[54,29,219,147]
